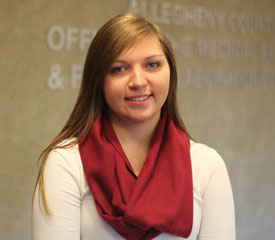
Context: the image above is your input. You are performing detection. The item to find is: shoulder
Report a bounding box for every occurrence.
[49,138,79,161]
[45,138,83,181]
[190,140,225,170]
[189,140,229,197]
[41,138,87,203]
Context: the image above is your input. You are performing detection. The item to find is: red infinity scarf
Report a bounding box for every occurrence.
[79,112,193,240]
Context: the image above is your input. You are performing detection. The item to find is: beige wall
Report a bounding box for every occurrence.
[1,0,274,239]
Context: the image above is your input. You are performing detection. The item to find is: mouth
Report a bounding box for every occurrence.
[125,94,152,102]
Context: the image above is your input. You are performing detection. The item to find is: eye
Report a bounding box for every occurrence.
[110,66,126,74]
[147,62,161,68]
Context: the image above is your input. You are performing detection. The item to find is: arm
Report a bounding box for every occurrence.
[198,150,236,240]
[32,149,81,240]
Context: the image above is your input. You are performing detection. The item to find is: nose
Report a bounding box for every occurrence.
[128,66,147,88]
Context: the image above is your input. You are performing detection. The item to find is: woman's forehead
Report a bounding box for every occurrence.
[115,34,164,59]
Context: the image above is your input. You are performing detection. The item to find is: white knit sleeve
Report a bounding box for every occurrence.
[197,148,236,240]
[32,148,81,240]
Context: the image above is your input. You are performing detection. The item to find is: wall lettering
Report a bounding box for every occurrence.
[45,1,275,90]
[128,0,275,34]
[47,26,97,52]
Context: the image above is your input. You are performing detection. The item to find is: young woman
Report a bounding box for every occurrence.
[32,13,235,240]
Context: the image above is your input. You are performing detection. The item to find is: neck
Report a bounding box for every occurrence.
[110,113,160,149]
[108,112,161,175]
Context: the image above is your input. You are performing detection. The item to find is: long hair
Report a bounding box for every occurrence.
[33,13,192,214]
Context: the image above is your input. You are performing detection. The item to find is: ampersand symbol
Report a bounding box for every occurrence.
[47,64,64,90]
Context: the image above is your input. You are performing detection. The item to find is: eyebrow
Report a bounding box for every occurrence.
[113,54,166,63]
[145,54,165,60]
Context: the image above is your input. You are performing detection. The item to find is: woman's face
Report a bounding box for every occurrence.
[103,34,170,125]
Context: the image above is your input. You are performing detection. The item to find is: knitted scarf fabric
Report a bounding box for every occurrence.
[79,112,193,240]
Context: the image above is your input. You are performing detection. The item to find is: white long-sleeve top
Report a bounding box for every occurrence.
[32,140,235,240]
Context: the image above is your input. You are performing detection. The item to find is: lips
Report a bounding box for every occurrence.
[125,94,152,102]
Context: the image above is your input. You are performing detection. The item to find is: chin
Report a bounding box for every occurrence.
[126,110,160,123]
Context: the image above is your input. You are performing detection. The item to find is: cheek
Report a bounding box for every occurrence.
[103,80,124,105]
[151,73,170,106]
[158,70,170,97]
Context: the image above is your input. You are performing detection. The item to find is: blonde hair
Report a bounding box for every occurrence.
[33,13,192,214]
